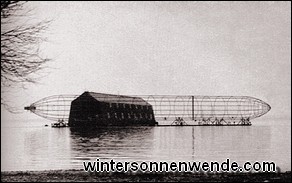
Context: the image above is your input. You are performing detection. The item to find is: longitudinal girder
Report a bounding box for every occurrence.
[25,93,271,125]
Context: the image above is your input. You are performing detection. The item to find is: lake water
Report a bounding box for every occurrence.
[1,118,291,172]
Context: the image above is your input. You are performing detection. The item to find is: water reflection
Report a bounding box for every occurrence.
[151,126,271,163]
[69,127,156,163]
[2,120,290,171]
[193,126,272,163]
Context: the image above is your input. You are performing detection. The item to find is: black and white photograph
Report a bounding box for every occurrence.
[1,1,291,182]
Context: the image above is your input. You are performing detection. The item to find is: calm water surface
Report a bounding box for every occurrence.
[1,119,291,171]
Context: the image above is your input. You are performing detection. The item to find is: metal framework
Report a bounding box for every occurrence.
[25,94,271,125]
[25,95,78,121]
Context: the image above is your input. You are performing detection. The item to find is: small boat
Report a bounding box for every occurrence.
[51,120,68,128]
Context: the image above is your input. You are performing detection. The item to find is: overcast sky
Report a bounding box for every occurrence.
[1,1,291,121]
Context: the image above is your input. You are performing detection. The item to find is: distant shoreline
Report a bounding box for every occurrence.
[1,169,291,182]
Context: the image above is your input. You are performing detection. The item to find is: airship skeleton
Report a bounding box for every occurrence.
[25,92,271,126]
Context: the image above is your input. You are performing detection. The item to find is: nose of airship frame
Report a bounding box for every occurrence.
[263,102,271,115]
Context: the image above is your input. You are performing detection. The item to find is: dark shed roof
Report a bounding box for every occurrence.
[82,92,151,106]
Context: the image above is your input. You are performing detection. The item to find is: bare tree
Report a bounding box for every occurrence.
[1,1,51,110]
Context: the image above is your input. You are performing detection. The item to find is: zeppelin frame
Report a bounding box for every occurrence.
[24,92,271,126]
